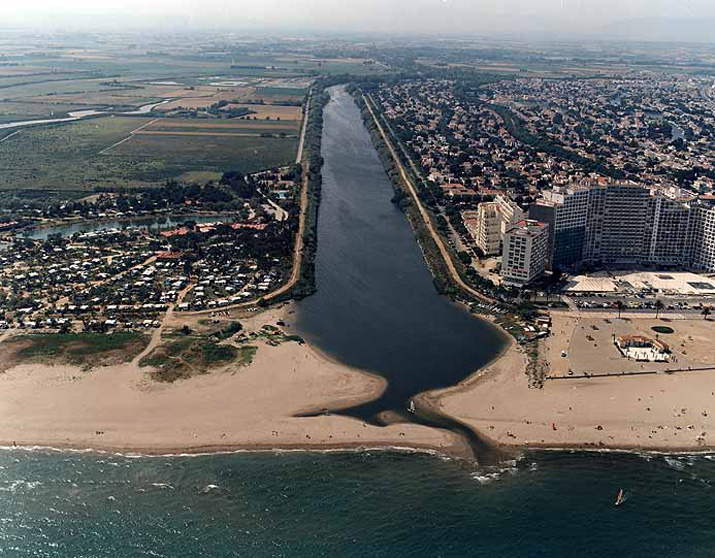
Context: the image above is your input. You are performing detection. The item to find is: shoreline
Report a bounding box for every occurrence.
[0,304,470,461]
[3,303,715,459]
[431,311,715,455]
[0,440,456,459]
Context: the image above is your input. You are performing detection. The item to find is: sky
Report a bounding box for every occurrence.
[4,0,715,36]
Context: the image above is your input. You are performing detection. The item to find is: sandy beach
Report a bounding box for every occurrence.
[432,312,715,452]
[4,299,715,458]
[0,304,465,457]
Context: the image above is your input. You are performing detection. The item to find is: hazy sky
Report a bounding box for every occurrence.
[4,0,715,35]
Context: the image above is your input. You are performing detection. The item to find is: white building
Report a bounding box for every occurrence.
[501,219,549,286]
[466,205,501,256]
[689,203,715,272]
[468,194,524,256]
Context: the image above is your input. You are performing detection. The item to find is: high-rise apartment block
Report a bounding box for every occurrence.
[529,180,715,273]
[501,219,549,286]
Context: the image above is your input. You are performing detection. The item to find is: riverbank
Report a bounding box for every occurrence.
[0,304,467,457]
[430,311,715,453]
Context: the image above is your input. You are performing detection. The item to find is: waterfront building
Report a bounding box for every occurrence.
[583,181,650,265]
[469,194,524,257]
[645,193,692,268]
[689,201,715,273]
[467,204,501,256]
[530,180,715,273]
[494,194,525,235]
[529,185,590,271]
[501,219,549,286]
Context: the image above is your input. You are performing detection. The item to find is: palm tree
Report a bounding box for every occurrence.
[655,299,664,319]
[703,307,712,321]
[616,300,625,319]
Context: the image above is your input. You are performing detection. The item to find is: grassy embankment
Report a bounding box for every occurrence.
[269,85,332,303]
[0,332,149,372]
[138,335,258,383]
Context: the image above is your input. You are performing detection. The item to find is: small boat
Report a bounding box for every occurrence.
[407,400,416,414]
[615,489,625,507]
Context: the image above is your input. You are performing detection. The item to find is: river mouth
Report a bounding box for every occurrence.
[294,86,508,461]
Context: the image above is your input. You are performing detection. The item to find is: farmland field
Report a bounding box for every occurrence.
[0,38,342,192]
[109,133,298,178]
[0,115,298,190]
[141,118,301,136]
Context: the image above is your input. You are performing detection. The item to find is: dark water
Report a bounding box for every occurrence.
[3,449,715,557]
[295,87,506,424]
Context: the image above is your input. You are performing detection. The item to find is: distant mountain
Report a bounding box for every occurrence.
[598,17,715,44]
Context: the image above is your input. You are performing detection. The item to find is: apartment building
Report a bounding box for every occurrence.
[583,181,650,265]
[501,219,549,286]
[531,180,715,273]
[529,185,590,271]
[689,201,715,272]
[469,194,524,256]
[645,193,692,267]
[466,204,501,256]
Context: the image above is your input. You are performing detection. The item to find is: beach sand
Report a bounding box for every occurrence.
[432,313,715,452]
[0,305,465,456]
[4,300,715,458]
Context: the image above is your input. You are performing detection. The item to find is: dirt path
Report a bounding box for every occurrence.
[178,92,313,317]
[100,118,158,154]
[132,282,194,366]
[295,93,311,164]
[363,94,493,304]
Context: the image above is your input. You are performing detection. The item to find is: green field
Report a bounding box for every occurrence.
[111,133,298,179]
[0,115,298,190]
[2,332,149,370]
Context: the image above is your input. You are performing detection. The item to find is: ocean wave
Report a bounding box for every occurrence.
[150,483,175,490]
[469,456,525,485]
[0,444,445,460]
[0,479,42,493]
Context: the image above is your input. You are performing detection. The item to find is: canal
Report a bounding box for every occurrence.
[295,86,507,452]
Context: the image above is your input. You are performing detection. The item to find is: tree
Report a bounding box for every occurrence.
[655,299,664,319]
[616,300,625,319]
[703,307,712,321]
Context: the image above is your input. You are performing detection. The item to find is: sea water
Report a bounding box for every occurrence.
[2,448,715,556]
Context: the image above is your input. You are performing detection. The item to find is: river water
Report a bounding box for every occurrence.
[295,87,506,426]
[0,101,168,131]
[2,87,715,556]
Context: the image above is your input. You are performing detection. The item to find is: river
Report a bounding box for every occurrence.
[0,101,168,132]
[295,87,506,433]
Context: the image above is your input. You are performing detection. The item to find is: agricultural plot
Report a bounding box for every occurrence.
[0,78,112,102]
[222,104,302,120]
[141,118,301,136]
[109,133,298,179]
[0,115,298,190]
[253,87,309,102]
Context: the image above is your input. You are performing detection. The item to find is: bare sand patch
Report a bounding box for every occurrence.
[0,305,463,456]
[434,315,715,452]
